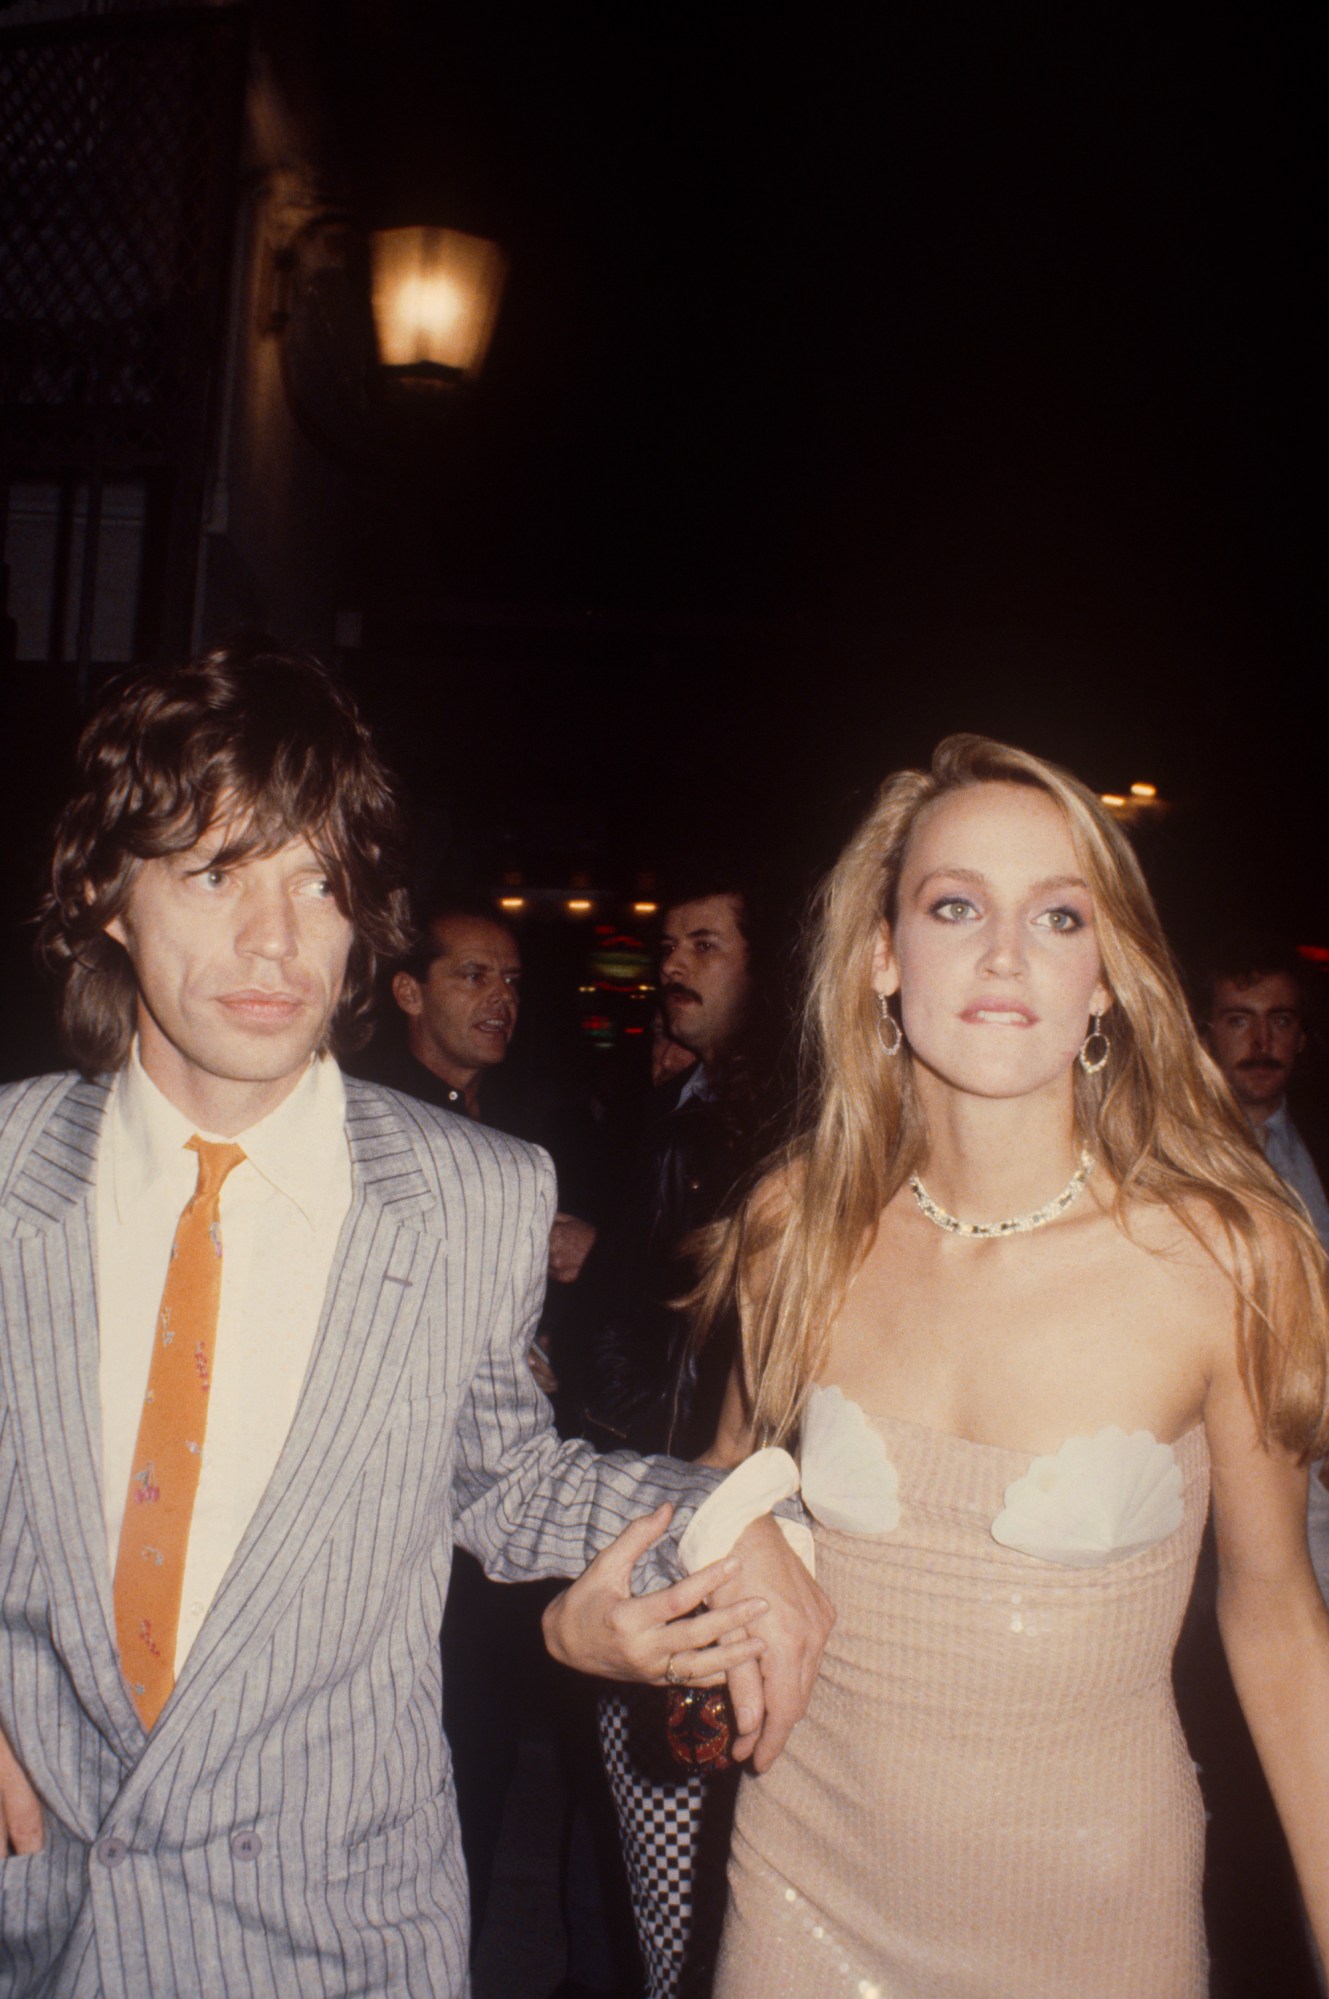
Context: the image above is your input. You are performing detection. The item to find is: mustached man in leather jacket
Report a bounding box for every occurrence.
[581,879,775,1459]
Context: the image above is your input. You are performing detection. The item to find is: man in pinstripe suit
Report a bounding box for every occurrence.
[0,647,827,1998]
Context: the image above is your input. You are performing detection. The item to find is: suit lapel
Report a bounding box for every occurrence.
[0,1076,147,1762]
[154,1082,444,1736]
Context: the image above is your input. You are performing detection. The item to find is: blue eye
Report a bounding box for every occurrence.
[930,897,976,922]
[1041,907,1083,933]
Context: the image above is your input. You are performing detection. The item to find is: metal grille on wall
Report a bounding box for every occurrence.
[0,5,247,686]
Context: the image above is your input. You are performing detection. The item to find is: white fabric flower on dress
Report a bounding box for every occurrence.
[800,1384,902,1535]
[990,1426,1184,1566]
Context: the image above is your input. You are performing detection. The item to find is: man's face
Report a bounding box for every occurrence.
[1206,972,1307,1120]
[393,916,521,1082]
[105,832,354,1123]
[659,894,753,1064]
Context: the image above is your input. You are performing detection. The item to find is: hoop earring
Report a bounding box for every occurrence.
[876,991,902,1058]
[1079,1013,1110,1075]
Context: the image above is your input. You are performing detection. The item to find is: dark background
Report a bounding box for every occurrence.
[2,4,1323,1071]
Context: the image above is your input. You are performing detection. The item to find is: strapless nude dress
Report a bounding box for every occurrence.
[715,1393,1211,1999]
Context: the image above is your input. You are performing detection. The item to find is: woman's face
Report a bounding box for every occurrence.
[876,781,1110,1104]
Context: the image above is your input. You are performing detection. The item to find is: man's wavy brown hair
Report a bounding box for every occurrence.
[36,643,412,1074]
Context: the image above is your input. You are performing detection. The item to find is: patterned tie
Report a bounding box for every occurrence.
[113,1136,246,1728]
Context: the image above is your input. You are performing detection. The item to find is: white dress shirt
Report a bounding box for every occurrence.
[96,1048,353,1674]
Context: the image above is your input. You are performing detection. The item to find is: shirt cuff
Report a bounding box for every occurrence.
[677,1447,816,1578]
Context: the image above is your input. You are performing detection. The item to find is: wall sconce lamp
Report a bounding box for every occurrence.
[264,210,508,465]
[369,227,508,390]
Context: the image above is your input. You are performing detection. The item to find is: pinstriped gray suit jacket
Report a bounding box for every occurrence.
[0,1072,715,1998]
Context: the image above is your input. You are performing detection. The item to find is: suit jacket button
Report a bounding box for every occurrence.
[96,1836,128,1866]
[230,1830,262,1860]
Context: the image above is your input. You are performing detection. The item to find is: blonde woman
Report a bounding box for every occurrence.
[545,735,1329,1999]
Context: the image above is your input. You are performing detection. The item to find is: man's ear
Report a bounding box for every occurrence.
[392,971,422,1017]
[871,922,900,999]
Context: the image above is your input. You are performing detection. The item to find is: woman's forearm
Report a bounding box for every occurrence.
[1218,1572,1329,1952]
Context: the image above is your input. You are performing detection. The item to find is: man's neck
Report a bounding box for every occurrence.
[135,1027,310,1138]
[1243,1093,1285,1130]
[407,1035,482,1117]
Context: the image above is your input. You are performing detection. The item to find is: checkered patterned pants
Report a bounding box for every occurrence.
[597,1684,738,1999]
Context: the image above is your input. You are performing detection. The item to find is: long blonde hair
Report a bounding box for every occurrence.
[695,734,1329,1456]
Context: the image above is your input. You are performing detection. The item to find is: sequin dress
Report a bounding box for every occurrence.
[714,1396,1211,1999]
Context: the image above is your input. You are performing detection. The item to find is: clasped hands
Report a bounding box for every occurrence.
[542,1504,834,1771]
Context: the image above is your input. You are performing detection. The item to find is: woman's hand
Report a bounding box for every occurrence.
[542,1504,768,1686]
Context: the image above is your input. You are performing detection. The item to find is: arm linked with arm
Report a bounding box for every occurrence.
[447,1147,724,1594]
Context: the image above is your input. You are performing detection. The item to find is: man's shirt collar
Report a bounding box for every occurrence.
[676,1060,714,1107]
[109,1045,347,1229]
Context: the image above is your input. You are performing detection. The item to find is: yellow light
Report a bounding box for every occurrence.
[498,897,525,911]
[632,900,658,915]
[369,226,508,381]
[1100,793,1127,809]
[566,899,592,914]
[1129,782,1157,800]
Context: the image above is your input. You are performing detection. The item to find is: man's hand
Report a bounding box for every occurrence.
[711,1514,834,1772]
[0,1723,43,1857]
[549,1213,597,1285]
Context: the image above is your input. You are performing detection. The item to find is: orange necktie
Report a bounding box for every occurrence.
[113,1136,245,1728]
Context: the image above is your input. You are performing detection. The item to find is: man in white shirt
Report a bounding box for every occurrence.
[0,644,828,1999]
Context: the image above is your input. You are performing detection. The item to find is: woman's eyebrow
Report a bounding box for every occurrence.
[912,868,1090,895]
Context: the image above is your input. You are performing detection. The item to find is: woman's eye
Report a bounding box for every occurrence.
[931,897,975,922]
[1040,907,1083,933]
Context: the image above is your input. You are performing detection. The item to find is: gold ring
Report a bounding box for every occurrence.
[664,1655,685,1686]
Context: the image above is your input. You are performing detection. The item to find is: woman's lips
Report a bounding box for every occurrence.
[960,1000,1038,1025]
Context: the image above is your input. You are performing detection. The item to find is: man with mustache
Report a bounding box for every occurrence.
[1201,945,1329,1247]
[1202,943,1329,1622]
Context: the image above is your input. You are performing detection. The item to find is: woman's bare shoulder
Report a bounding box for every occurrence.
[1111,1182,1315,1338]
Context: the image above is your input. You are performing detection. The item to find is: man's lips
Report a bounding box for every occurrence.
[215,991,310,1034]
[217,989,307,1015]
[1236,1058,1285,1073]
[960,1000,1037,1025]
[663,986,701,1007]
